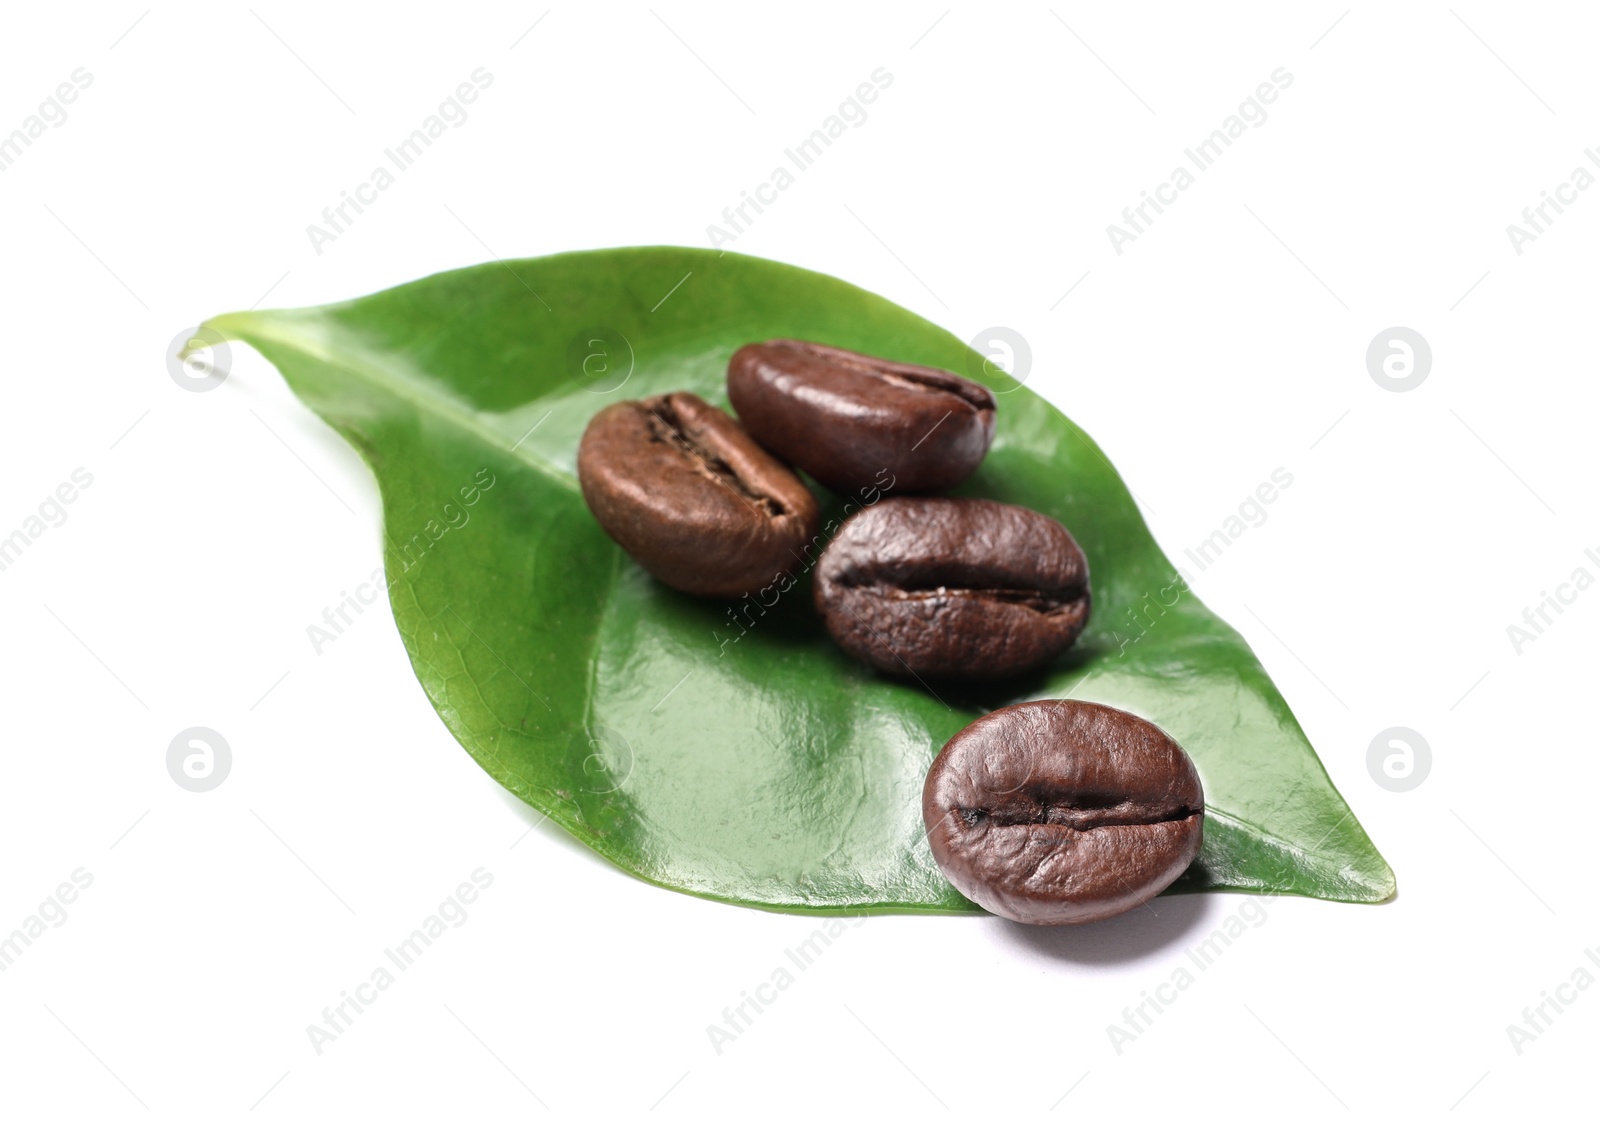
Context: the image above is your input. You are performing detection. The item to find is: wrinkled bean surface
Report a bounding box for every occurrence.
[813,497,1089,679]
[923,700,1204,925]
[727,339,995,494]
[577,392,819,597]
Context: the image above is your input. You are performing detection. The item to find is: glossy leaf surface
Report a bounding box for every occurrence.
[203,248,1395,914]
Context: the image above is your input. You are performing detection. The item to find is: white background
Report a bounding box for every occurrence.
[1,3,1595,1116]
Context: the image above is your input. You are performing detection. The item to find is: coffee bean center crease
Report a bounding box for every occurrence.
[960,800,1201,831]
[646,399,785,516]
[861,584,1080,614]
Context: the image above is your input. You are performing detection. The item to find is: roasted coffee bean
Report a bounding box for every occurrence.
[577,392,820,597]
[813,497,1089,679]
[727,339,996,494]
[923,700,1204,925]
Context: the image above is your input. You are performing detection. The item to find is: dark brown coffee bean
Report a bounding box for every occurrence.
[813,497,1089,679]
[923,700,1204,925]
[727,339,996,494]
[577,392,820,597]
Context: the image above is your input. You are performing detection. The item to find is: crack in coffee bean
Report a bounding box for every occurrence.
[924,700,1205,925]
[727,339,996,494]
[968,799,1201,831]
[643,399,785,517]
[840,362,992,410]
[856,584,1077,615]
[577,391,819,598]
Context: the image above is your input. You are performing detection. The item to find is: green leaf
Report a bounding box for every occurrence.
[202,247,1394,914]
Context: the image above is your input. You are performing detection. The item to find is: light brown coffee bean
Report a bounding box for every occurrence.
[577,392,820,597]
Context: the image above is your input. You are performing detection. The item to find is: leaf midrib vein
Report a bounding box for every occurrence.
[213,311,580,494]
